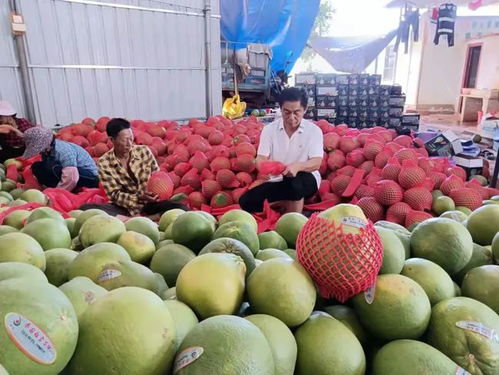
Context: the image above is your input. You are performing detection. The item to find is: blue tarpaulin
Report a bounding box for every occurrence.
[220,0,320,73]
[308,30,398,73]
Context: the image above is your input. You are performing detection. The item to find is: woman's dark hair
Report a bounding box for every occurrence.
[106,118,131,138]
[278,87,308,109]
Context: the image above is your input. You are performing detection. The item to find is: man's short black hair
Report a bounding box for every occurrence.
[106,118,131,138]
[278,87,308,109]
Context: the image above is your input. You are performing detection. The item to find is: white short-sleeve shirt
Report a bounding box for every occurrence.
[257,118,324,187]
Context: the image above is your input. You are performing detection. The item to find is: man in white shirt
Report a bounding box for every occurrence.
[239,87,324,214]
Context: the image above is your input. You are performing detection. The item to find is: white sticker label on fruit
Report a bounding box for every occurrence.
[456,367,471,375]
[97,269,121,282]
[341,216,367,229]
[364,283,376,304]
[456,321,499,343]
[173,346,204,373]
[4,312,56,364]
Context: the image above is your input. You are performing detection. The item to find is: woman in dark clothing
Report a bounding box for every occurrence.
[0,100,35,162]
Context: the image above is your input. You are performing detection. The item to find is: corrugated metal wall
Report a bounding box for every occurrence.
[0,1,26,117]
[2,0,221,126]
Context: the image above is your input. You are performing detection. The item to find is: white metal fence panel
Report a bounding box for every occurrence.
[0,2,26,118]
[14,0,221,126]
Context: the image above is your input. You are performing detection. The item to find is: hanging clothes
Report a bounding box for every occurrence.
[434,3,457,47]
[394,6,420,54]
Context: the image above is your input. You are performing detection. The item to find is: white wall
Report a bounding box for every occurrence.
[476,35,499,89]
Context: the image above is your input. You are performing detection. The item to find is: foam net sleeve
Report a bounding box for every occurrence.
[296,214,383,302]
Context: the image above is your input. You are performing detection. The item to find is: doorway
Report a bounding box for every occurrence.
[463,45,482,89]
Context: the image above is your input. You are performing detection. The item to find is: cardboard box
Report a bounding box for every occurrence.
[379,85,391,96]
[348,85,360,96]
[368,75,381,86]
[348,107,360,118]
[389,107,404,117]
[337,84,349,96]
[357,95,369,107]
[336,74,349,85]
[316,86,338,96]
[335,116,347,125]
[358,74,370,86]
[316,73,336,86]
[296,84,316,98]
[338,96,349,107]
[367,86,379,96]
[379,97,390,107]
[317,108,337,119]
[316,96,337,109]
[337,107,349,118]
[454,155,484,178]
[424,130,464,157]
[296,73,316,85]
[348,97,359,107]
[402,114,420,125]
[348,74,360,85]
[389,95,406,107]
[358,86,369,96]
[389,117,402,127]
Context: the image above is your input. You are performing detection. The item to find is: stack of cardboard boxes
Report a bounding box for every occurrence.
[295,73,419,130]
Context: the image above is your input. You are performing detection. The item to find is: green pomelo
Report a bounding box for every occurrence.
[0,364,8,375]
[454,281,462,296]
[67,287,176,375]
[26,207,64,223]
[427,297,499,375]
[218,209,258,232]
[0,191,12,201]
[0,232,46,270]
[44,248,79,287]
[4,209,30,229]
[258,231,288,250]
[164,300,198,351]
[163,223,173,239]
[275,213,308,248]
[74,208,108,234]
[21,218,72,250]
[67,242,131,282]
[157,239,174,248]
[0,225,17,235]
[432,195,455,215]
[247,258,316,327]
[323,305,368,346]
[162,287,177,300]
[440,210,469,223]
[153,273,169,296]
[174,315,274,375]
[0,278,78,375]
[294,312,366,375]
[372,339,462,375]
[199,237,256,277]
[456,206,473,215]
[284,249,297,260]
[467,205,499,245]
[410,218,473,274]
[150,244,196,286]
[59,276,107,319]
[176,253,246,319]
[158,208,185,231]
[352,274,431,341]
[19,189,47,204]
[432,190,443,199]
[0,262,48,283]
[68,209,82,218]
[65,218,78,238]
[95,260,160,293]
[493,232,499,263]
[1,180,15,192]
[196,211,217,231]
[125,217,159,244]
[245,314,298,375]
[462,265,499,314]
[401,258,455,306]
[213,220,259,255]
[171,212,214,252]
[375,221,411,258]
[117,231,156,264]
[455,243,493,283]
[10,188,25,199]
[376,227,405,274]
[79,215,126,247]
[7,199,27,207]
[256,248,292,261]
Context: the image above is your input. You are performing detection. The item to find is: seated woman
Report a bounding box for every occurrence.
[22,127,99,191]
[81,118,186,217]
[0,100,35,162]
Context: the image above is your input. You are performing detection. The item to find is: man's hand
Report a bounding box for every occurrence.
[283,163,302,177]
[0,125,15,134]
[139,193,158,203]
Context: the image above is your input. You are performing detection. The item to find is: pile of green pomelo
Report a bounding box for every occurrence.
[1,160,499,375]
